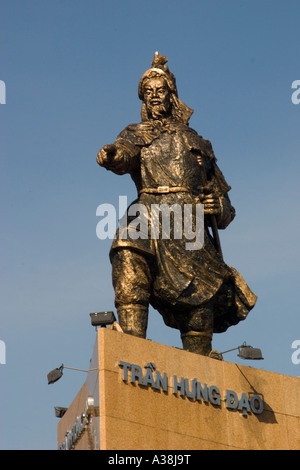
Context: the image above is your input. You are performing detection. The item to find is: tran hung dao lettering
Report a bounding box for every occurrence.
[119,360,264,417]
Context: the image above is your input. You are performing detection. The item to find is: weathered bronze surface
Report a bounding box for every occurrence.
[97,52,257,355]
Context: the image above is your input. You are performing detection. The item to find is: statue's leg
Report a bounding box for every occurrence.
[111,248,152,338]
[180,331,212,356]
[116,304,148,338]
[177,307,214,356]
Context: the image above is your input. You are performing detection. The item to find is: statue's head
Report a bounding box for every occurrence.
[138,52,193,124]
[141,75,172,120]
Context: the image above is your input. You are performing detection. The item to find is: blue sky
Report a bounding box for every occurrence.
[1,0,300,449]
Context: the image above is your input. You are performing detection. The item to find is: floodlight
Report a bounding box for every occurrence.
[54,407,68,418]
[47,365,64,384]
[237,344,264,360]
[209,342,264,361]
[90,311,116,327]
[47,364,97,385]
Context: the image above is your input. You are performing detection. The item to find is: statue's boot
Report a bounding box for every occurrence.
[117,304,148,338]
[180,331,212,356]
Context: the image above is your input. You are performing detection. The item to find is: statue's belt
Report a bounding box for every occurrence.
[139,186,189,195]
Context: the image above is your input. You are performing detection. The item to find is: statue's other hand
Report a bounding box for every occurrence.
[199,193,221,215]
[97,144,117,167]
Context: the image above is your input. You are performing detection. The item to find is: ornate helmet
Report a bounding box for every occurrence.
[138,52,194,125]
[138,52,178,99]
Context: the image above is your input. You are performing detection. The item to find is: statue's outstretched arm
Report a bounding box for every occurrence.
[97,143,138,175]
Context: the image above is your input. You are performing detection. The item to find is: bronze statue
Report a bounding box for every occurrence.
[97,52,257,356]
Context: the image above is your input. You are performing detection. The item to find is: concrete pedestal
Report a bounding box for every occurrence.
[57,328,300,450]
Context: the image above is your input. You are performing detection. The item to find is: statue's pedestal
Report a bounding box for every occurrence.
[57,328,300,450]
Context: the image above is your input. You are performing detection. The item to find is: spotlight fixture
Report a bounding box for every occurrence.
[237,343,264,360]
[209,342,264,361]
[47,365,64,384]
[54,407,68,418]
[90,311,116,327]
[47,364,97,385]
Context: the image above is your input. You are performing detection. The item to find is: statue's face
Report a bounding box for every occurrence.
[143,77,171,119]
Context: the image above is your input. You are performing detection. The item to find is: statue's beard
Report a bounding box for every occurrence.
[147,102,171,120]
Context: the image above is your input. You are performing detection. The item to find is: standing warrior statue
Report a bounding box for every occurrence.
[97,52,257,356]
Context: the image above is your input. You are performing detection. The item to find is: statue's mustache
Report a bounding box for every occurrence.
[147,102,170,119]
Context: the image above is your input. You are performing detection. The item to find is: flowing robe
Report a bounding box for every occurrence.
[102,119,257,333]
